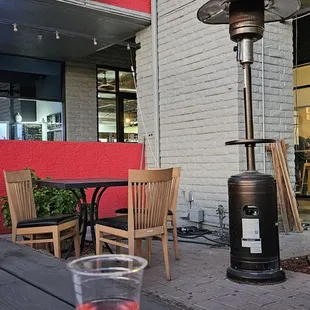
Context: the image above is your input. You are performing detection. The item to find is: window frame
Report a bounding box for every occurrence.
[96,65,137,143]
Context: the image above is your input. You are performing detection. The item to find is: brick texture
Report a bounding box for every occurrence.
[65,45,133,141]
[136,1,294,226]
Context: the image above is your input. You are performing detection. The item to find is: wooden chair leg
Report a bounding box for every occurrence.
[161,231,171,281]
[116,237,122,254]
[73,222,81,258]
[30,235,35,248]
[128,237,135,256]
[146,237,152,266]
[136,239,142,257]
[11,228,17,243]
[301,164,307,193]
[95,227,102,255]
[171,218,179,260]
[52,228,61,258]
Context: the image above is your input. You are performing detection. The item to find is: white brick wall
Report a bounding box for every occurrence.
[65,45,133,141]
[136,1,295,227]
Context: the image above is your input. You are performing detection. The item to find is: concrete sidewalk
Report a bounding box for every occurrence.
[2,230,310,309]
[142,230,310,310]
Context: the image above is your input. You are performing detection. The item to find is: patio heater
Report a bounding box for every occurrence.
[197,0,301,284]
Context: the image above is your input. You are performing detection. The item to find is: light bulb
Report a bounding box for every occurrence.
[13,23,18,32]
[125,118,130,124]
[55,31,60,40]
[93,38,97,46]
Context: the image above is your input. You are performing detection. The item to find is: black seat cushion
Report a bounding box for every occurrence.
[17,214,79,229]
[115,208,129,214]
[96,216,128,231]
[115,208,173,216]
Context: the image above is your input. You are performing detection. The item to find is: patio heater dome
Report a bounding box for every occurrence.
[197,0,301,41]
[197,0,302,284]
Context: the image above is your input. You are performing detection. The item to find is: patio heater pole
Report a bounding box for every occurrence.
[241,39,255,171]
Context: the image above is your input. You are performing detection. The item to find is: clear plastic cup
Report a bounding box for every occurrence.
[68,255,148,310]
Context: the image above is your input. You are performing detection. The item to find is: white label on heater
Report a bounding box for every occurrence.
[242,239,262,254]
[241,218,262,254]
[242,218,260,239]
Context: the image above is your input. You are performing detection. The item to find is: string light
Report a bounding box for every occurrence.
[3,21,138,49]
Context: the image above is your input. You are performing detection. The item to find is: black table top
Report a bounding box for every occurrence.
[0,239,178,310]
[35,178,128,189]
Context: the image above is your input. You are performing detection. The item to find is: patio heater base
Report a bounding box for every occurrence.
[227,267,286,284]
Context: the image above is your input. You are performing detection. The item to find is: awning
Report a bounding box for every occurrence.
[0,0,151,61]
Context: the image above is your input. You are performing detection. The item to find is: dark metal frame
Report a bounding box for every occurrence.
[96,65,137,143]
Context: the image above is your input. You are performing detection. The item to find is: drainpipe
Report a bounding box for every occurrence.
[261,38,266,173]
[152,0,161,167]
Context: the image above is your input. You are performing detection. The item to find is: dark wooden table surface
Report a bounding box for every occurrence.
[36,178,128,190]
[0,239,178,310]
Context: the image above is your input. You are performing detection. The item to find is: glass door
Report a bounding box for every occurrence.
[97,67,137,143]
[122,95,138,143]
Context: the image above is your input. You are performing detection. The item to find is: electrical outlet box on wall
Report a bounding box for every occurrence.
[189,210,204,223]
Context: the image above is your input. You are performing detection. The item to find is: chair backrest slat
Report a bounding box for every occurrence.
[149,167,181,215]
[4,170,37,229]
[128,169,173,231]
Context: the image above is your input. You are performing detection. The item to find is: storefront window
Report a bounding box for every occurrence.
[97,67,137,143]
[97,69,116,93]
[119,71,136,93]
[98,93,117,142]
[0,55,64,141]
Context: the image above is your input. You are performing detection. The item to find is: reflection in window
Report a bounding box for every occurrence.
[124,99,138,142]
[295,107,310,193]
[98,93,117,142]
[119,71,136,93]
[0,98,63,141]
[97,69,116,92]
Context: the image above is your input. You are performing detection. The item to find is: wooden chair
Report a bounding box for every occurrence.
[115,167,181,260]
[4,170,80,259]
[301,163,310,194]
[96,168,173,280]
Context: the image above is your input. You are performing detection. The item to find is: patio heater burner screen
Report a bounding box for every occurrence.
[197,0,301,284]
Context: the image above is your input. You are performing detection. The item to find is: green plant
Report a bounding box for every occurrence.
[0,168,80,228]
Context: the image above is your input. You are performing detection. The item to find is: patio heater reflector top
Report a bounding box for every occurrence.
[197,0,301,24]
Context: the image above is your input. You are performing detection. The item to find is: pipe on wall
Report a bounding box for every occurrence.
[261,38,266,173]
[151,0,161,167]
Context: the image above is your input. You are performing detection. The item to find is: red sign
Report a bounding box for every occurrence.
[92,0,151,14]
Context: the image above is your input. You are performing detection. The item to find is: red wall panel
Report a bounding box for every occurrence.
[0,141,143,234]
[92,0,151,13]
